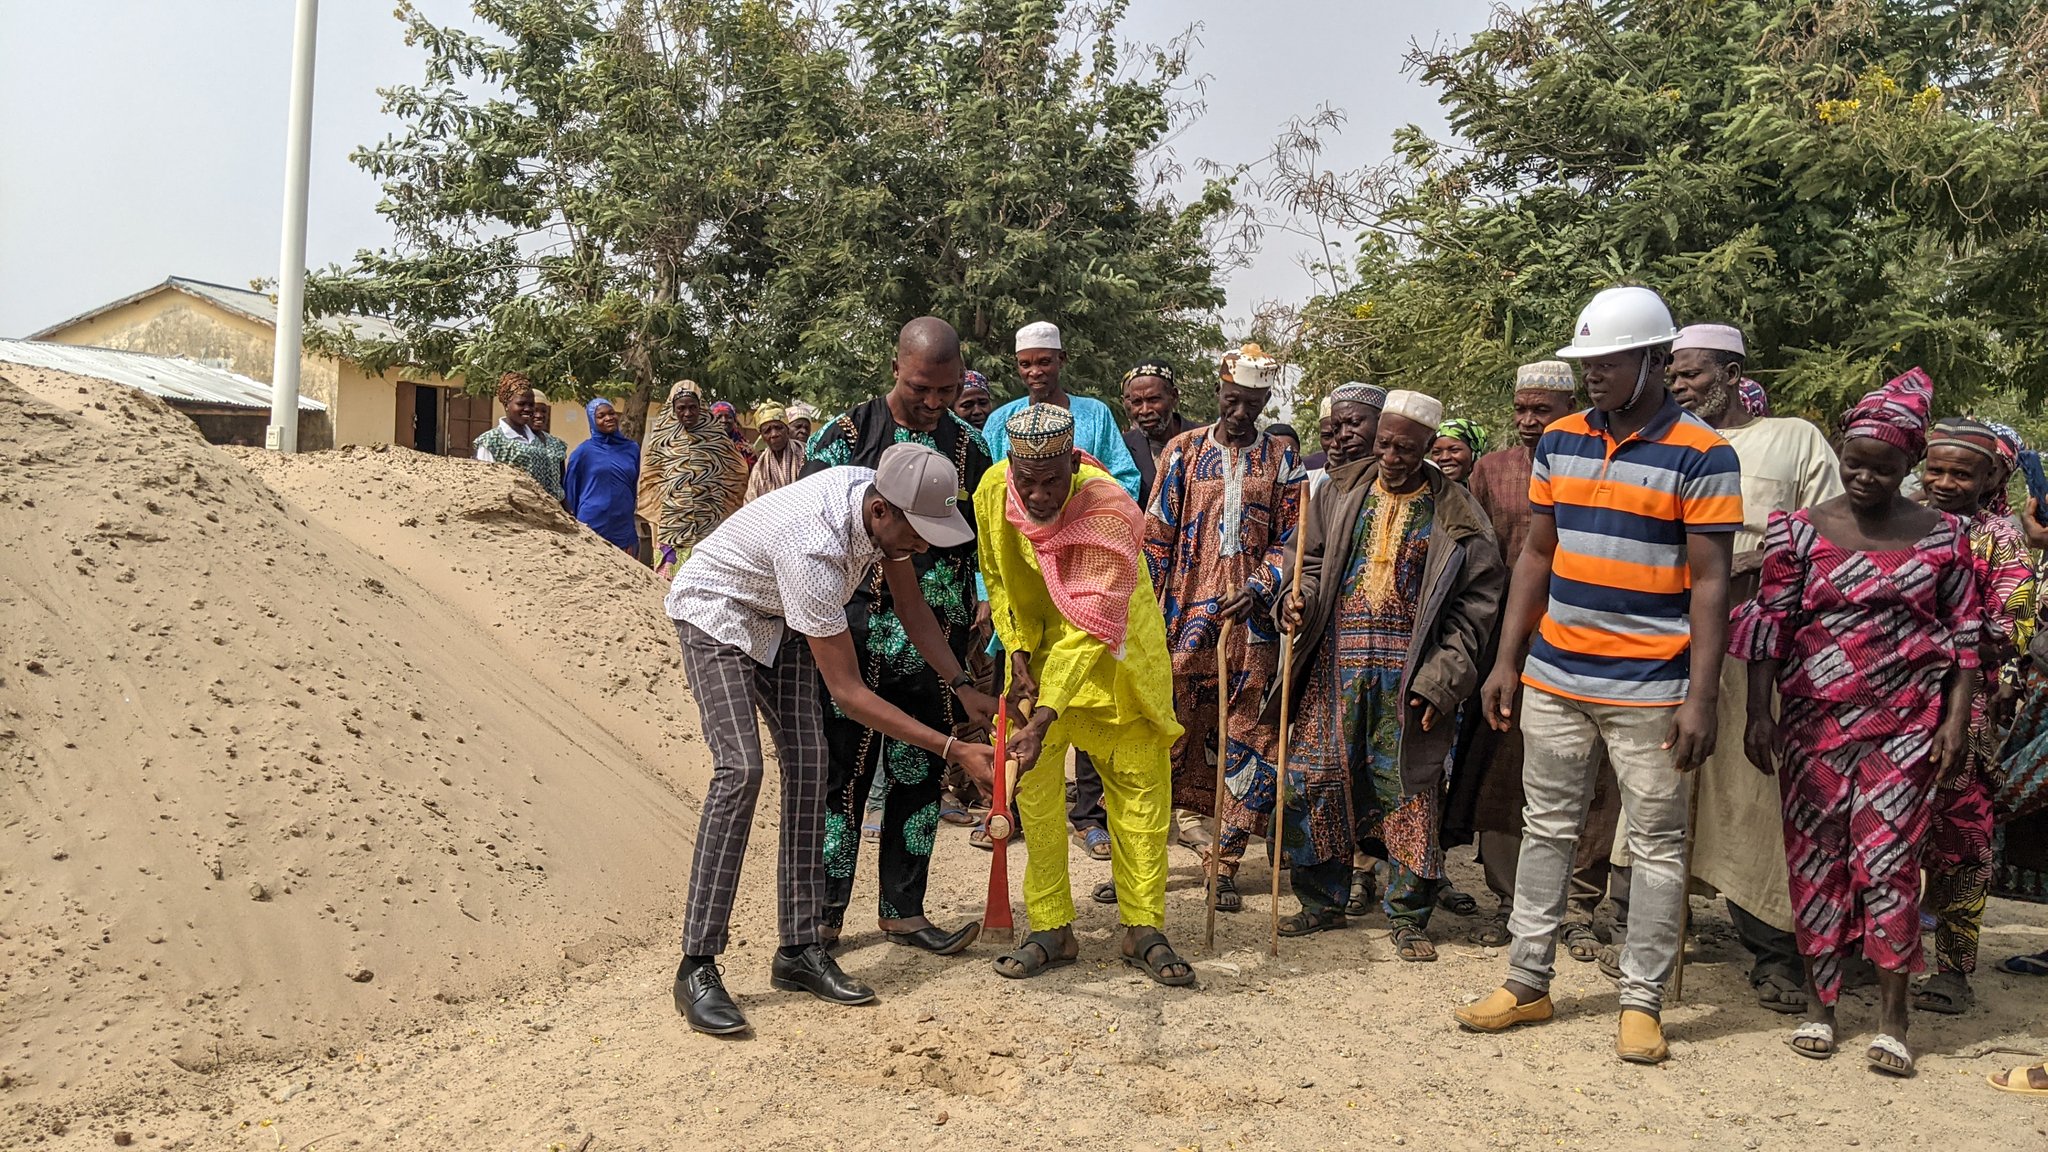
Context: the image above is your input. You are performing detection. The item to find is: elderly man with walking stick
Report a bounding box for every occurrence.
[1139,346,1303,919]
[1272,389,1505,962]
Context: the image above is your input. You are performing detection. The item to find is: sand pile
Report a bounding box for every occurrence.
[0,367,706,1115]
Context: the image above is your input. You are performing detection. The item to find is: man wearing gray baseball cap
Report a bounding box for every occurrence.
[664,441,998,1036]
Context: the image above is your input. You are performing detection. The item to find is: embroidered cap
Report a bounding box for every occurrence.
[875,442,974,547]
[1231,343,1280,391]
[1514,361,1577,394]
[1005,403,1076,460]
[1329,381,1386,410]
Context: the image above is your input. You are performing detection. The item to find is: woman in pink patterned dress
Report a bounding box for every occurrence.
[1731,369,1980,1077]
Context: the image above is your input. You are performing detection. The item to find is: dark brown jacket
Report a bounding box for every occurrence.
[1262,458,1505,798]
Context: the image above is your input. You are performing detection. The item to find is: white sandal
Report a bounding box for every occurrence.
[1866,1032,1915,1077]
[1787,1021,1835,1060]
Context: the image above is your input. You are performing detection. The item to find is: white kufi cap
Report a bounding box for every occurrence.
[1672,323,1745,356]
[1380,389,1444,433]
[1015,321,1063,353]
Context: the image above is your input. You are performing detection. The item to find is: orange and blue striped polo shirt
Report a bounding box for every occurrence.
[1524,396,1743,706]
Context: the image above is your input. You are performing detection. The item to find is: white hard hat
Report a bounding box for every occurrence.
[1555,286,1679,359]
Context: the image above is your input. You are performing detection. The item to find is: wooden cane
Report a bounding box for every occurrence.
[1668,768,1702,1004]
[1270,499,1312,958]
[1205,620,1233,951]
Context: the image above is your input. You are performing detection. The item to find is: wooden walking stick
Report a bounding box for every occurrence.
[1205,620,1233,951]
[1668,769,1703,1004]
[1270,496,1313,958]
[981,669,1018,943]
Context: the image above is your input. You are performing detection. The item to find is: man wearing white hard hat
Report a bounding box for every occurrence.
[1660,321,1841,1014]
[1445,360,1624,962]
[1454,286,1743,1066]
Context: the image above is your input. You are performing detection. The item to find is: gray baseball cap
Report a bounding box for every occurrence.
[875,442,974,547]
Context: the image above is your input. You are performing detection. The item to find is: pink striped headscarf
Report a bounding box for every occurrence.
[1004,455,1144,658]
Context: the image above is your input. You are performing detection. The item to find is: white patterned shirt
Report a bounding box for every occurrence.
[665,466,880,664]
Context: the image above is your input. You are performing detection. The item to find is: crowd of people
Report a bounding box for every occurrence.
[464,289,2048,1095]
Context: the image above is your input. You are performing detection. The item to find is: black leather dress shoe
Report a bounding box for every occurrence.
[769,943,877,1005]
[884,922,981,956]
[673,961,749,1035]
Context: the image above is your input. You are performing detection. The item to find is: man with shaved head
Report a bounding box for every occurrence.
[802,316,994,957]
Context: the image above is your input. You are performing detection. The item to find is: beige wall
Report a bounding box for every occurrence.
[42,290,471,454]
[46,294,341,410]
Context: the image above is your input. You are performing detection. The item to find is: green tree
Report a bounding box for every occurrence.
[1276,0,2048,436]
[308,0,1231,435]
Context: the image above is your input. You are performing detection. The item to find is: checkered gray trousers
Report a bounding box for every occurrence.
[675,618,829,956]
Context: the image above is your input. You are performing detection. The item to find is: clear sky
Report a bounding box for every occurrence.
[0,1,1495,339]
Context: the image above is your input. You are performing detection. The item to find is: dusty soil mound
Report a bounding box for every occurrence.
[0,367,705,1124]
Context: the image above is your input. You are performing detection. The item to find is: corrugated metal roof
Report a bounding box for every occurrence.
[24,276,406,345]
[0,339,327,411]
[164,277,406,343]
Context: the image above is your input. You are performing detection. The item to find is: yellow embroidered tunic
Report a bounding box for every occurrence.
[975,461,1182,930]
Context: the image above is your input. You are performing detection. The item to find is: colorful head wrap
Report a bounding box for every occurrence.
[1005,403,1076,459]
[785,400,819,423]
[755,403,788,428]
[1738,378,1769,417]
[1988,420,2024,469]
[1121,360,1177,389]
[1842,367,1933,460]
[496,370,534,408]
[960,370,990,396]
[1437,417,1486,455]
[1329,381,1386,410]
[710,400,737,420]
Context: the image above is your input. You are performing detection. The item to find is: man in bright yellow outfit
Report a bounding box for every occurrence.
[977,403,1193,986]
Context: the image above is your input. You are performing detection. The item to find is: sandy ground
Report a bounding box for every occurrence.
[4,367,2048,1150]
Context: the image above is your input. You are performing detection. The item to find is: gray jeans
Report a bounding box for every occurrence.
[1507,688,1689,1014]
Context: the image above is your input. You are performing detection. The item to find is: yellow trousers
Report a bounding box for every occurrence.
[1015,714,1172,931]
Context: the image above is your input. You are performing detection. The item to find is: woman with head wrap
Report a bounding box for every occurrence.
[743,403,804,503]
[1430,417,1485,485]
[955,371,994,430]
[709,400,755,468]
[563,397,641,552]
[1914,416,2036,1017]
[636,379,750,577]
[1731,368,1982,1075]
[474,372,566,501]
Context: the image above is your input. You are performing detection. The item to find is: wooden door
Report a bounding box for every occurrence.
[445,393,494,457]
[394,382,418,449]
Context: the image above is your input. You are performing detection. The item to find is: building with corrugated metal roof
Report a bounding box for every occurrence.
[0,338,325,445]
[23,276,587,456]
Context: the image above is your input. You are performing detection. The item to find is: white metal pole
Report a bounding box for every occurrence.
[266,0,319,453]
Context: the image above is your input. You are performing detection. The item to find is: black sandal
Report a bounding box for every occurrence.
[1562,921,1602,963]
[1090,880,1118,905]
[1122,929,1196,987]
[1438,885,1478,916]
[993,930,1076,980]
[1343,868,1376,917]
[1278,908,1347,937]
[1211,873,1242,913]
[1392,923,1438,962]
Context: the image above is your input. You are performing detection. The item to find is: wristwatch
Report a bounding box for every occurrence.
[949,671,975,690]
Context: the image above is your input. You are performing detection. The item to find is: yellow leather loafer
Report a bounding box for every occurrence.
[1453,987,1555,1033]
[1617,1009,1669,1064]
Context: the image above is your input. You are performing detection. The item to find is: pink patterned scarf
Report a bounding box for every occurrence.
[1004,455,1144,658]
